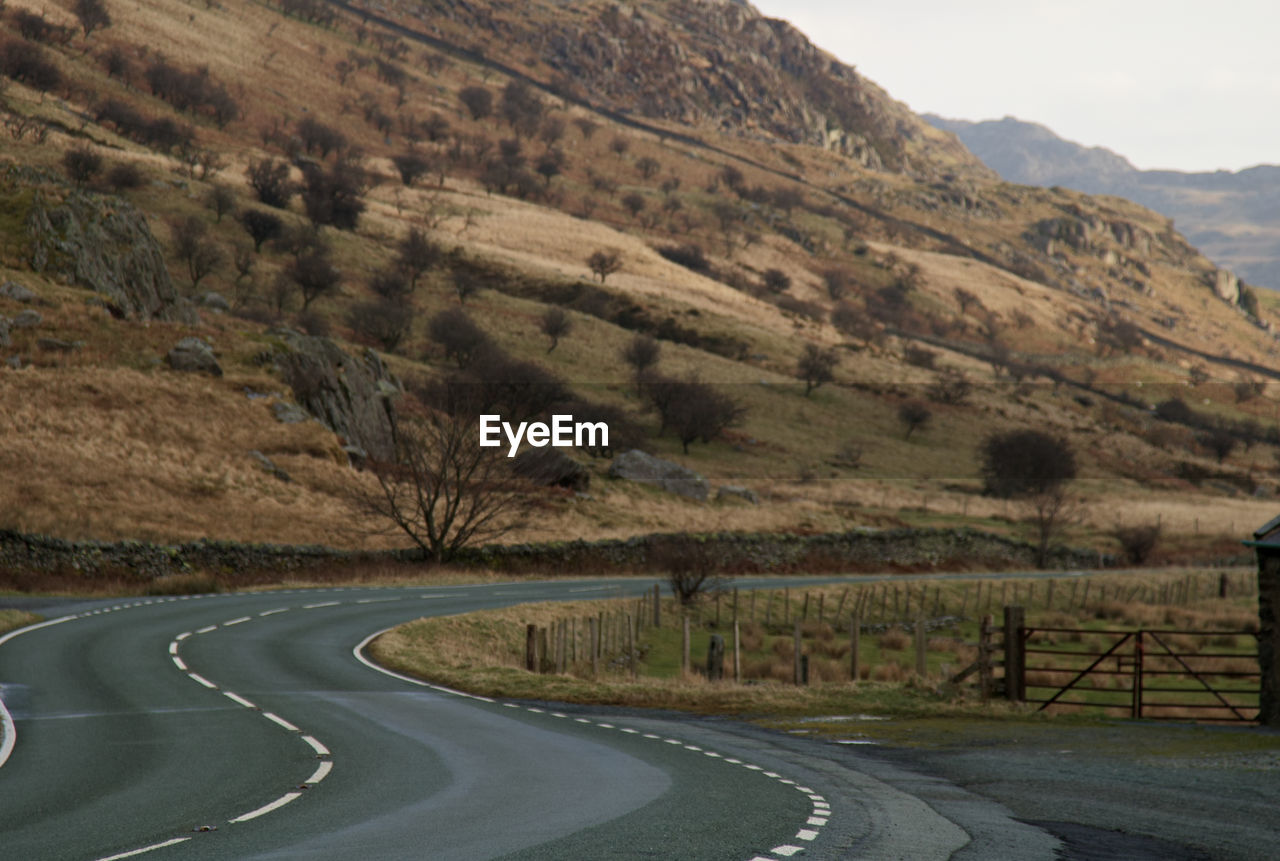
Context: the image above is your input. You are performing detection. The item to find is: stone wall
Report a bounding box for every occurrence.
[0,527,1116,586]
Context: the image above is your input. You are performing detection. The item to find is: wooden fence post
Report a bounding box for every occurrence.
[539,627,550,674]
[733,620,741,683]
[793,618,802,686]
[706,633,724,681]
[914,611,927,677]
[682,616,691,675]
[627,613,636,679]
[1003,605,1025,701]
[978,613,993,700]
[589,617,598,677]
[850,613,861,683]
[653,584,661,628]
[525,623,537,672]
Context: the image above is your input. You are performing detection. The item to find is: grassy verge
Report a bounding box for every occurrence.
[0,609,41,636]
[369,570,1262,726]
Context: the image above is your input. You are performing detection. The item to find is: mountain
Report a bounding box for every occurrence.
[927,114,1280,290]
[1,0,1278,560]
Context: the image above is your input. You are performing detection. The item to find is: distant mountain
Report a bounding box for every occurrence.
[927,114,1280,289]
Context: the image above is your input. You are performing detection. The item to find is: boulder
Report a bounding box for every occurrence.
[200,292,231,313]
[12,310,42,329]
[512,448,590,492]
[0,281,35,303]
[717,484,759,504]
[271,401,310,424]
[270,331,400,462]
[25,181,194,322]
[608,449,708,500]
[167,337,222,377]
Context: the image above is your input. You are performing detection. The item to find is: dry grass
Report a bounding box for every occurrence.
[0,609,40,635]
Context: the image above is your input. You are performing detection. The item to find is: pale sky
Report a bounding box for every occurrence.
[750,1,1280,173]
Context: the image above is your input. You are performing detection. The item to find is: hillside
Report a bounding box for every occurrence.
[2,0,1279,563]
[927,114,1280,292]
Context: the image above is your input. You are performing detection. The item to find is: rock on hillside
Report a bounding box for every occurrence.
[270,331,402,463]
[4,167,195,322]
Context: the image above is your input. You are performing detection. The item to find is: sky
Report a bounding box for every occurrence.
[749,1,1280,173]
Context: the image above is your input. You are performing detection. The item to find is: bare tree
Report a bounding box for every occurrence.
[354,410,524,563]
[587,248,622,283]
[797,343,838,396]
[621,333,660,377]
[171,216,222,288]
[539,307,571,353]
[74,0,112,38]
[898,401,931,440]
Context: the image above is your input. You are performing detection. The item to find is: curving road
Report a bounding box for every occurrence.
[0,577,1059,860]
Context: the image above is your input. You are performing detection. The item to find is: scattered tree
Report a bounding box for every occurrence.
[980,429,1077,499]
[587,248,622,283]
[539,307,571,353]
[285,247,341,309]
[427,307,491,368]
[898,401,932,440]
[762,268,791,294]
[353,409,524,563]
[980,429,1078,568]
[348,298,412,351]
[171,216,222,288]
[621,333,660,377]
[74,0,112,38]
[609,135,630,158]
[396,227,442,290]
[621,191,646,218]
[205,184,236,223]
[635,156,661,179]
[240,209,283,252]
[796,343,838,396]
[573,117,599,140]
[458,85,493,120]
[246,158,294,208]
[62,146,103,185]
[1112,523,1161,565]
[1199,427,1237,464]
[369,268,411,301]
[392,152,431,187]
[105,161,144,191]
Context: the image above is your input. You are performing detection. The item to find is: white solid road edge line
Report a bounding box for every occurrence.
[229,791,303,823]
[351,627,495,703]
[0,616,77,770]
[94,837,192,861]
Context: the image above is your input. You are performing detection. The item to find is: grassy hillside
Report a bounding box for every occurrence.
[2,0,1279,559]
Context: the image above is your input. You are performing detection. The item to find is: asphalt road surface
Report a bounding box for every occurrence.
[0,574,1273,860]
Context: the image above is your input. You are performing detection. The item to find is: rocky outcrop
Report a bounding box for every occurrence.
[3,165,193,322]
[167,337,223,376]
[270,330,401,462]
[0,281,35,303]
[608,449,708,500]
[1212,268,1240,304]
